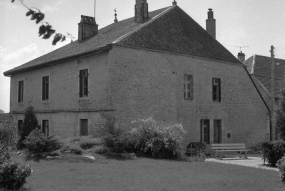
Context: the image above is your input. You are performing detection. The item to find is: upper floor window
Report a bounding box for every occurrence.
[79,69,88,97]
[42,76,49,101]
[212,78,221,102]
[18,81,24,103]
[184,75,193,100]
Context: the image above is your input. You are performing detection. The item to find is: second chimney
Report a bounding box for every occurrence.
[78,15,98,42]
[206,8,216,39]
[237,51,245,63]
[135,0,149,23]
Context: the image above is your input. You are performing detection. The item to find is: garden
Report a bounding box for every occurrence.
[1,106,285,190]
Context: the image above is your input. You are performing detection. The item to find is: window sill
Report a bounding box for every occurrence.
[41,100,50,104]
[79,96,89,101]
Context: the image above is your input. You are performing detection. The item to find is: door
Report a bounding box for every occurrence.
[213,119,222,143]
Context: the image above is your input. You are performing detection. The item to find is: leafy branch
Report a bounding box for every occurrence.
[11,0,74,45]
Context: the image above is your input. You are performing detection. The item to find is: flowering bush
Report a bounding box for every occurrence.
[277,156,285,182]
[0,161,32,190]
[129,118,186,159]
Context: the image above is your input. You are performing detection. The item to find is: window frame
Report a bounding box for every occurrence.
[212,78,221,102]
[184,74,194,100]
[80,119,88,136]
[79,69,89,97]
[18,80,24,103]
[42,76,49,101]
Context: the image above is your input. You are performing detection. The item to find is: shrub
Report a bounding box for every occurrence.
[0,143,10,165]
[92,145,109,154]
[61,145,83,155]
[249,141,265,154]
[79,138,102,150]
[17,106,40,149]
[23,129,62,153]
[277,156,285,182]
[0,161,32,190]
[65,137,81,143]
[261,140,285,166]
[0,117,17,147]
[128,118,186,159]
[102,134,132,153]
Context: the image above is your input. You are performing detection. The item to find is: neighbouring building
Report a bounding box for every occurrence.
[244,54,285,107]
[4,1,270,148]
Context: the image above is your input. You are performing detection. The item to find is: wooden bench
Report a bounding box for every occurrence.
[211,143,250,159]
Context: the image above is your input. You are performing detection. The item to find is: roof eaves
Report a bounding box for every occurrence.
[112,6,173,44]
[3,44,112,77]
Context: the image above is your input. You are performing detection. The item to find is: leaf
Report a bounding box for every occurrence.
[26,10,34,17]
[38,25,47,37]
[35,13,45,24]
[61,36,66,42]
[52,34,62,45]
[43,29,55,39]
[30,13,37,20]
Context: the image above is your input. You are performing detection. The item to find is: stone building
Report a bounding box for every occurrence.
[4,1,270,147]
[244,54,285,107]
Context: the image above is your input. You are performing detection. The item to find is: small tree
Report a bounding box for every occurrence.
[17,106,40,149]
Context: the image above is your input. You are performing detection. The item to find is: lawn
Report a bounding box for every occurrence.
[11,153,285,191]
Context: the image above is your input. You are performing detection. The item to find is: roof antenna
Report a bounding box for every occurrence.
[114,8,118,23]
[235,46,249,53]
[172,0,177,6]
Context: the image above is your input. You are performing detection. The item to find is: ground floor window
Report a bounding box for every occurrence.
[213,119,222,143]
[42,120,49,136]
[200,119,210,144]
[80,119,88,136]
[18,120,23,135]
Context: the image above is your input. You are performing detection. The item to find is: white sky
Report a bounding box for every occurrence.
[1,0,285,112]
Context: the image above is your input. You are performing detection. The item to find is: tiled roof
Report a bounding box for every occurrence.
[244,55,285,96]
[4,5,240,76]
[118,6,240,64]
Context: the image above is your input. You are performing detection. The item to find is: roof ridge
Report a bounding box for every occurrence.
[112,6,173,44]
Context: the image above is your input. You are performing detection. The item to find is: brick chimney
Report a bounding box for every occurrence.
[78,15,98,42]
[237,51,245,62]
[135,0,149,23]
[206,8,216,39]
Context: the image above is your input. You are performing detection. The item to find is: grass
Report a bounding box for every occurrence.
[9,152,285,191]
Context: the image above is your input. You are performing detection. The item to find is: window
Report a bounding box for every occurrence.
[18,81,24,103]
[42,76,49,100]
[18,120,23,135]
[80,119,88,136]
[213,120,222,143]
[42,120,49,136]
[79,69,88,97]
[200,119,210,144]
[184,75,193,100]
[212,78,221,102]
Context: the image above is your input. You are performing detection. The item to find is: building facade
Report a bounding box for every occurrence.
[4,1,270,148]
